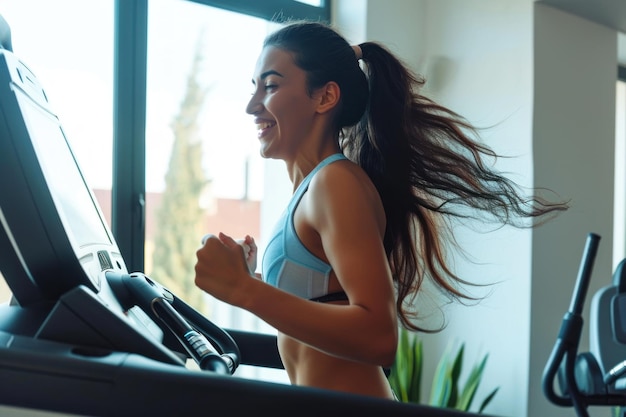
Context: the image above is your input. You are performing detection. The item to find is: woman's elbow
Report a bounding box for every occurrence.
[372,327,398,367]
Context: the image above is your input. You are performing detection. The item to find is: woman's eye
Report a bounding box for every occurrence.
[264,84,278,91]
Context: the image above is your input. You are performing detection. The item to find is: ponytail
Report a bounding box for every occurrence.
[343,42,567,331]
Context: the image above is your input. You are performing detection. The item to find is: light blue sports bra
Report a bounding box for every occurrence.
[262,153,349,302]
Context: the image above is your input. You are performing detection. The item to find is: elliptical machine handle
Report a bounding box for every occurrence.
[542,233,601,413]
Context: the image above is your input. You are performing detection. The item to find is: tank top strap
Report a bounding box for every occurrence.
[289,153,347,209]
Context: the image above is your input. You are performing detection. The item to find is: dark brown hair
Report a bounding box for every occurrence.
[264,21,568,331]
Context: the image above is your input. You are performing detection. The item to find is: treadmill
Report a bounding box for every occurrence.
[0,14,483,417]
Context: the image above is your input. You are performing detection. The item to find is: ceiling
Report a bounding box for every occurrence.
[538,0,626,65]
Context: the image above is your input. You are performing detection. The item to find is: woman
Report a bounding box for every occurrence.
[194,21,567,400]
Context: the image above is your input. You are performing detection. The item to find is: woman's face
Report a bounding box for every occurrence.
[246,46,321,160]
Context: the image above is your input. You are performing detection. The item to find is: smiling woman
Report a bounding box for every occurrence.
[193,20,568,401]
[246,47,324,161]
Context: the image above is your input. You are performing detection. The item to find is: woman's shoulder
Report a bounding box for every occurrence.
[305,156,385,233]
[312,156,369,188]
[309,157,381,206]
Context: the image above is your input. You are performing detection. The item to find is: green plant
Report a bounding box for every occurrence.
[388,326,424,403]
[388,328,499,413]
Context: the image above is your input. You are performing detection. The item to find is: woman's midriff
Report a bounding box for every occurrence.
[277,332,395,400]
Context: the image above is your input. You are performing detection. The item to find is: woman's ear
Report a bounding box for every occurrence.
[315,81,340,114]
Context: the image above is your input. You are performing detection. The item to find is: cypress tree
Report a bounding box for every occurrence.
[151,36,209,313]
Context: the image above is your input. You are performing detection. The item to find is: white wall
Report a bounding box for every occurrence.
[531,4,617,417]
[334,1,620,416]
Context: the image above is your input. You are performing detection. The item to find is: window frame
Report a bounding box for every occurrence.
[187,0,330,22]
[112,0,330,271]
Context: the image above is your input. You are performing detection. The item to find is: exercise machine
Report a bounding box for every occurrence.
[0,14,482,417]
[543,233,626,416]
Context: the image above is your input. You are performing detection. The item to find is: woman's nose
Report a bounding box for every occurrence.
[246,94,262,115]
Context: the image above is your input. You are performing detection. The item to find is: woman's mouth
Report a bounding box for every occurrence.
[256,121,276,138]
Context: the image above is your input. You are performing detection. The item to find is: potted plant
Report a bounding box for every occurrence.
[388,327,498,413]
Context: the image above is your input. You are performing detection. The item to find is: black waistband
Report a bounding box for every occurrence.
[309,291,349,303]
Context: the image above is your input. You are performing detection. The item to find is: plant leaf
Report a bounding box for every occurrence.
[407,339,423,403]
[388,364,402,401]
[457,354,488,410]
[478,387,499,413]
[391,328,499,412]
[400,329,413,402]
[430,373,452,407]
[389,360,407,401]
[448,344,464,407]
[388,351,402,399]
[394,329,410,401]
[430,345,453,407]
[451,344,465,383]
[389,328,423,403]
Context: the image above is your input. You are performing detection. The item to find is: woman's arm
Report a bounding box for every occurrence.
[194,162,397,366]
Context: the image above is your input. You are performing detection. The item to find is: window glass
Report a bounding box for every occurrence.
[615,80,626,268]
[295,0,325,6]
[145,0,290,383]
[0,0,113,304]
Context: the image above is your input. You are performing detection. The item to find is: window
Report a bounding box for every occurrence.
[0,0,329,382]
[111,0,329,273]
[144,0,286,382]
[615,72,626,268]
[0,0,114,304]
[139,0,329,382]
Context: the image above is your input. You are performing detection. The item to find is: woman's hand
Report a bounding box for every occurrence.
[194,232,255,305]
[236,234,258,275]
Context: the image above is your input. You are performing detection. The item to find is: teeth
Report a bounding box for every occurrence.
[256,122,275,130]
